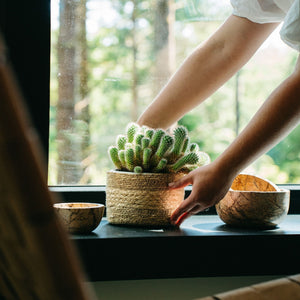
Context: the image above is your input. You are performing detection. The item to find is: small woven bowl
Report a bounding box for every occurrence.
[54,203,105,234]
[216,174,290,229]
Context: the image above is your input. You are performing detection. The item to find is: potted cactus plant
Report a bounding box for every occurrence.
[106,122,210,227]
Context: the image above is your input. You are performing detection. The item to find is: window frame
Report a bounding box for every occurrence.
[1,0,50,159]
[2,0,300,215]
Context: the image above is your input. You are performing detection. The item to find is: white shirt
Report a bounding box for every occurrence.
[231,0,300,51]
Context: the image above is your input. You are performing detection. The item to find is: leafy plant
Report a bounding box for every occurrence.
[108,123,210,173]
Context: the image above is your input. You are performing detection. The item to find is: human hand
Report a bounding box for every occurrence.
[169,163,235,226]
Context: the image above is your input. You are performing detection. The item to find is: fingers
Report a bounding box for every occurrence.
[168,173,193,189]
[170,194,206,226]
[175,205,204,226]
[172,204,205,226]
[171,197,195,223]
[174,212,190,226]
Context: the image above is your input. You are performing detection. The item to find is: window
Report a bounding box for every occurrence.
[2,0,300,208]
[49,0,299,187]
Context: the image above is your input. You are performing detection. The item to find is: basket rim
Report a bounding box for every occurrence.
[107,169,180,176]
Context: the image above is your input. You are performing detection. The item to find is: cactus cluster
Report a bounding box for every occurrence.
[108,123,210,174]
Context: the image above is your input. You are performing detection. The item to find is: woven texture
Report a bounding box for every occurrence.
[106,171,185,226]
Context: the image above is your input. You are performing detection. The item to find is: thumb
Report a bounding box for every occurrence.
[168,173,193,189]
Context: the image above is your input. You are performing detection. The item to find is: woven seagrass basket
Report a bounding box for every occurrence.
[106,170,185,227]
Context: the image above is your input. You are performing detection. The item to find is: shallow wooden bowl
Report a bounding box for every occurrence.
[54,203,105,234]
[216,174,290,229]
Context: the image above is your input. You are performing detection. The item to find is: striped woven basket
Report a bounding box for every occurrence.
[106,170,185,227]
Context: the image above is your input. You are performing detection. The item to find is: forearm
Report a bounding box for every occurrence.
[215,57,300,177]
[137,15,278,129]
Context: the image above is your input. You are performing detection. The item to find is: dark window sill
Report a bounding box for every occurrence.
[71,215,300,281]
[50,185,300,281]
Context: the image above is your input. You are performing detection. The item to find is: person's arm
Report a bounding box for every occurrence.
[137,15,278,129]
[170,55,300,225]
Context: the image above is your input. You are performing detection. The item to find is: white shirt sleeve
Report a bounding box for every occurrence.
[231,0,300,52]
[230,0,293,23]
[280,0,300,51]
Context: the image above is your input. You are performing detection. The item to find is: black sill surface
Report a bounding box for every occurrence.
[72,215,300,281]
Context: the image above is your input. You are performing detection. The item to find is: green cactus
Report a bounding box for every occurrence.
[156,135,174,158]
[135,144,142,166]
[125,148,135,171]
[118,150,126,168]
[126,122,139,143]
[182,137,189,154]
[142,147,152,171]
[149,129,165,151]
[151,134,174,166]
[108,123,209,174]
[172,126,188,156]
[135,133,144,146]
[189,143,199,152]
[170,152,199,173]
[153,158,168,173]
[134,166,143,173]
[108,146,122,170]
[145,129,154,139]
[141,137,150,149]
[116,135,127,150]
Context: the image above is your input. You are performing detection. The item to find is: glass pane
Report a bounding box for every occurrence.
[49,0,298,185]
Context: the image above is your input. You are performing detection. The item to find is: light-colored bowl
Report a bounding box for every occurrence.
[54,203,105,234]
[216,174,290,229]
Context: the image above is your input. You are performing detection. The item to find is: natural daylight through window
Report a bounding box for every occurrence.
[49,0,299,186]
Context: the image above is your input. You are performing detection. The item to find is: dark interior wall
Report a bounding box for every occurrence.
[0,0,51,157]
